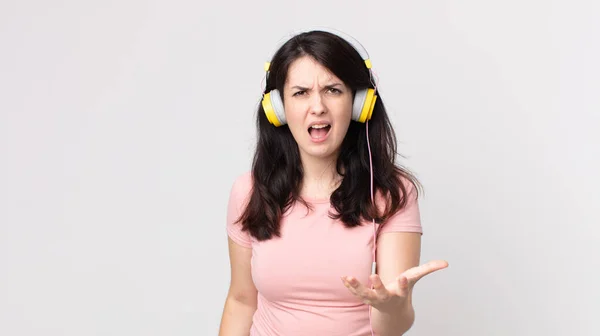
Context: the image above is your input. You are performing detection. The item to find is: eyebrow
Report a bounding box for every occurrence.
[290,83,344,91]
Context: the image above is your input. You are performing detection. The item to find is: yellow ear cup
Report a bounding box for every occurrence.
[366,95,377,121]
[358,89,377,123]
[262,92,282,127]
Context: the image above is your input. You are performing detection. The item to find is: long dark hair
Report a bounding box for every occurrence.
[237,30,421,241]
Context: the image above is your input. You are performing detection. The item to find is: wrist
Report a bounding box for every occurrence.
[373,296,412,315]
[371,297,415,335]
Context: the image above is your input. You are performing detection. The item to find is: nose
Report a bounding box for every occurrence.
[309,92,327,116]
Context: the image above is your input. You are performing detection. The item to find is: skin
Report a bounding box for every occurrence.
[282,55,353,199]
[283,56,353,162]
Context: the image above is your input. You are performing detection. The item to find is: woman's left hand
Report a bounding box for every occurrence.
[341,260,449,311]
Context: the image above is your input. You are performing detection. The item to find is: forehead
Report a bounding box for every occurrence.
[285,56,342,86]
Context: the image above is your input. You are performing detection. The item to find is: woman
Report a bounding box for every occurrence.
[219,28,448,336]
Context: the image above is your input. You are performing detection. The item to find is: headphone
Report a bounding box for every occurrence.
[261,27,378,127]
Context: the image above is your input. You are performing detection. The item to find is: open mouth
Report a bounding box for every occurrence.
[308,124,331,141]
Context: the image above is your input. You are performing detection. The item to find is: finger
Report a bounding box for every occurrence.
[341,276,358,295]
[397,274,409,289]
[369,274,391,301]
[342,276,377,302]
[404,260,449,285]
[347,276,371,296]
[341,276,360,296]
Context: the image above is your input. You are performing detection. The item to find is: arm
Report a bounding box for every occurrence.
[370,232,421,335]
[218,237,257,336]
[340,184,448,335]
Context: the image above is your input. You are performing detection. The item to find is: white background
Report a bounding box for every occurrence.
[1,0,598,335]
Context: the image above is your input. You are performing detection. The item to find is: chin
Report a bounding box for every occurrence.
[301,144,339,160]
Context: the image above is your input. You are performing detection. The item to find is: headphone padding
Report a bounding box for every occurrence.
[262,92,279,126]
[269,89,286,126]
[352,89,368,122]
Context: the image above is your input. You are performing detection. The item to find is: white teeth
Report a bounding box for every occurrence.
[310,124,330,129]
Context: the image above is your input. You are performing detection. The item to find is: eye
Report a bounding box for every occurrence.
[327,88,342,94]
[292,90,306,97]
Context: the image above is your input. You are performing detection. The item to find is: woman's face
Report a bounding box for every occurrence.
[283,56,353,162]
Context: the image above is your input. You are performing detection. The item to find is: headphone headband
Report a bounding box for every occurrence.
[264,27,372,73]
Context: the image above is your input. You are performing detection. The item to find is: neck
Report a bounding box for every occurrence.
[299,152,341,200]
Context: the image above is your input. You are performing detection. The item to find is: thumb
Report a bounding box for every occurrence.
[396,274,409,294]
